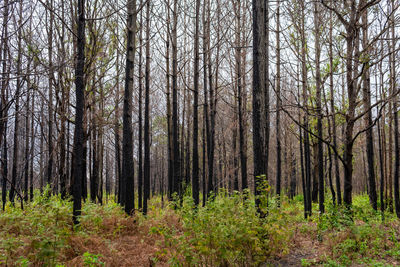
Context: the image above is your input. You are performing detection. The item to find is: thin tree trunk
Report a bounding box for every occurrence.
[235,0,247,192]
[24,79,30,202]
[165,0,173,201]
[171,0,181,197]
[202,0,209,203]
[275,1,282,204]
[390,0,400,218]
[192,0,200,206]
[30,91,35,201]
[47,0,54,189]
[329,9,341,205]
[10,0,23,204]
[0,0,9,210]
[138,0,144,210]
[143,0,151,215]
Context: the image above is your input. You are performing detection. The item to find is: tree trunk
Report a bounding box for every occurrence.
[314,2,324,213]
[275,1,282,204]
[390,0,400,218]
[0,0,9,210]
[122,0,137,214]
[47,0,55,190]
[10,0,23,204]
[329,9,341,205]
[192,0,200,206]
[235,0,247,192]
[72,0,86,225]
[362,8,377,211]
[138,0,144,210]
[252,0,267,214]
[171,0,181,198]
[143,0,151,215]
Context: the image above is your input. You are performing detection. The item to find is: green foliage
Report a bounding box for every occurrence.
[301,258,317,266]
[82,252,105,267]
[0,188,126,266]
[309,194,400,266]
[0,186,71,266]
[2,187,400,266]
[149,189,294,266]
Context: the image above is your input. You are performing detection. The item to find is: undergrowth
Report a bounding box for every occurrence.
[0,186,127,266]
[1,185,400,266]
[147,191,294,266]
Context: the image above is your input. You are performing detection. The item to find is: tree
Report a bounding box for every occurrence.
[314,1,324,213]
[143,0,151,215]
[192,0,200,206]
[328,9,341,206]
[171,0,181,198]
[233,0,248,193]
[138,0,144,210]
[1,0,10,210]
[73,0,86,225]
[389,0,400,218]
[10,0,23,204]
[252,0,268,214]
[122,0,137,215]
[275,0,282,204]
[361,7,377,211]
[46,0,55,189]
[320,0,394,207]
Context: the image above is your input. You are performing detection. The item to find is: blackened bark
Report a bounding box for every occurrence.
[314,2,324,213]
[122,0,137,214]
[235,0,247,191]
[143,0,151,215]
[165,3,173,200]
[289,149,297,199]
[263,0,270,185]
[73,0,86,225]
[362,9,377,211]
[171,0,181,198]
[192,0,200,206]
[30,92,34,201]
[275,2,282,203]
[202,0,209,203]
[206,0,215,196]
[10,0,23,204]
[252,0,267,214]
[0,0,9,210]
[2,127,7,210]
[24,85,30,202]
[138,0,144,210]
[329,10,341,205]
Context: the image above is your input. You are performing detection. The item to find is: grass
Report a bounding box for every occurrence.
[1,187,400,266]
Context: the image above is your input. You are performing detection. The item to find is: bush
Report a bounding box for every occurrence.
[149,189,294,266]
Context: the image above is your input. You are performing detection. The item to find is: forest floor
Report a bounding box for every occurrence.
[1,188,400,266]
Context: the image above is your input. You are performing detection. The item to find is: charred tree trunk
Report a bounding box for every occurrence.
[252,0,267,214]
[138,0,144,210]
[122,0,137,214]
[275,2,282,204]
[143,0,151,215]
[10,0,23,204]
[171,0,181,198]
[362,9,377,211]
[192,0,200,206]
[72,0,86,225]
[314,2,324,213]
